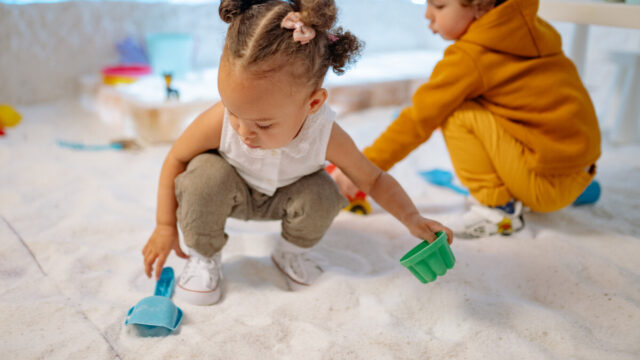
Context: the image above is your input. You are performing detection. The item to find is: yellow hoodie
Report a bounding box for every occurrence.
[363,0,601,175]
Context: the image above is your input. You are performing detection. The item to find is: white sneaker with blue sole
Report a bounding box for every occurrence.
[452,199,525,239]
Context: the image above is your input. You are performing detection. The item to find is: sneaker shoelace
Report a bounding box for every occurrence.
[181,256,219,286]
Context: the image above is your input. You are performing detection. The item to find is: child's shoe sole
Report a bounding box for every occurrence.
[174,280,222,306]
[271,255,311,291]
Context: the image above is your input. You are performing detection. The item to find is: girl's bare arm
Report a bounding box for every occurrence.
[155,102,225,227]
[326,123,453,243]
[143,101,225,279]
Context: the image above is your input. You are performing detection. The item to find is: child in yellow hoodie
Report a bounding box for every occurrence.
[332,0,601,238]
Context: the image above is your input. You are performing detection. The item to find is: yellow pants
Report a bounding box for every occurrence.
[441,101,594,213]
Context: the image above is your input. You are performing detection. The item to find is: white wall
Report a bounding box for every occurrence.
[1,0,639,109]
[0,1,225,105]
[0,0,440,105]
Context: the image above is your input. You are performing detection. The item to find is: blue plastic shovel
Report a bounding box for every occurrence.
[125,267,183,334]
[573,180,601,206]
[419,169,469,195]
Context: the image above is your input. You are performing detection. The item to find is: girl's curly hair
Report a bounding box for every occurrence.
[219,0,363,87]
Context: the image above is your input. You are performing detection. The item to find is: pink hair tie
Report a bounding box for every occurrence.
[327,34,338,44]
[281,11,316,45]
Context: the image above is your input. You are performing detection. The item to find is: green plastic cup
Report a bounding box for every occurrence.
[400,231,455,283]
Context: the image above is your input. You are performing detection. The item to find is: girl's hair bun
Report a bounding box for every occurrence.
[295,0,337,31]
[219,0,271,23]
[328,27,363,75]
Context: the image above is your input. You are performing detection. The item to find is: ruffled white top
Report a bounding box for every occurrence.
[219,104,335,196]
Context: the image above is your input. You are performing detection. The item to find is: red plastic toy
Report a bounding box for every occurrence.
[325,163,372,215]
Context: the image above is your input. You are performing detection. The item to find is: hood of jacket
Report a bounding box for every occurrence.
[460,0,562,58]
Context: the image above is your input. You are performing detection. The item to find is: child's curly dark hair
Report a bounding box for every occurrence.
[219,0,363,87]
[460,0,505,13]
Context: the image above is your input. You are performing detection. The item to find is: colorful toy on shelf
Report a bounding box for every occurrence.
[0,105,22,136]
[101,64,151,86]
[325,163,372,215]
[116,36,149,65]
[163,72,180,101]
[146,33,194,78]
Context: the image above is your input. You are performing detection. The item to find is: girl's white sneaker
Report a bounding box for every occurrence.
[271,239,324,291]
[175,251,223,306]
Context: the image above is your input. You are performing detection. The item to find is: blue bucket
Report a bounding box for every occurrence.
[125,267,183,334]
[145,33,194,78]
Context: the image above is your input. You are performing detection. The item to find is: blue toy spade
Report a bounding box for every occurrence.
[125,267,183,335]
[572,180,601,206]
[419,169,469,195]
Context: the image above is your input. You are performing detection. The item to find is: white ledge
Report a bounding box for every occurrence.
[539,0,640,29]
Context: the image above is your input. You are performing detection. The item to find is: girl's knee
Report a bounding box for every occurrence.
[286,171,347,217]
[175,152,241,201]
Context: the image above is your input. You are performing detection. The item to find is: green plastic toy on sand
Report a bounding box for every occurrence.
[400,231,455,283]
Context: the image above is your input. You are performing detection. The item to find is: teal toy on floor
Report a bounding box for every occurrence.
[57,139,141,151]
[125,267,183,336]
[573,180,601,206]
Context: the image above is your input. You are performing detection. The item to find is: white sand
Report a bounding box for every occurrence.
[1,101,639,359]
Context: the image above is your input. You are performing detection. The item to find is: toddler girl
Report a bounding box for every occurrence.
[142,0,453,305]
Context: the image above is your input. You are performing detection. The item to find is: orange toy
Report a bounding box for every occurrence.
[325,163,372,215]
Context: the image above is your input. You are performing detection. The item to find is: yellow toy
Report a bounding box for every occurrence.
[0,105,21,136]
[325,163,372,215]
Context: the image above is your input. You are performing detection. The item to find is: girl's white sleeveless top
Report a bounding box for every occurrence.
[218,104,335,196]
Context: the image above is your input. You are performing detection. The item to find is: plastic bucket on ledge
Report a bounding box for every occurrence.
[400,231,455,284]
[101,64,151,85]
[145,33,194,78]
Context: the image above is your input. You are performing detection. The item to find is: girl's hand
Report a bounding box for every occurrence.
[142,224,189,280]
[329,167,360,198]
[404,214,454,244]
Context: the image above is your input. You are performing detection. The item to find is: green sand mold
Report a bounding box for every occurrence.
[400,231,455,283]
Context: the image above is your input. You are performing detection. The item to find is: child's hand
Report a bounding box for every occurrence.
[142,224,189,280]
[329,167,360,198]
[404,214,454,244]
